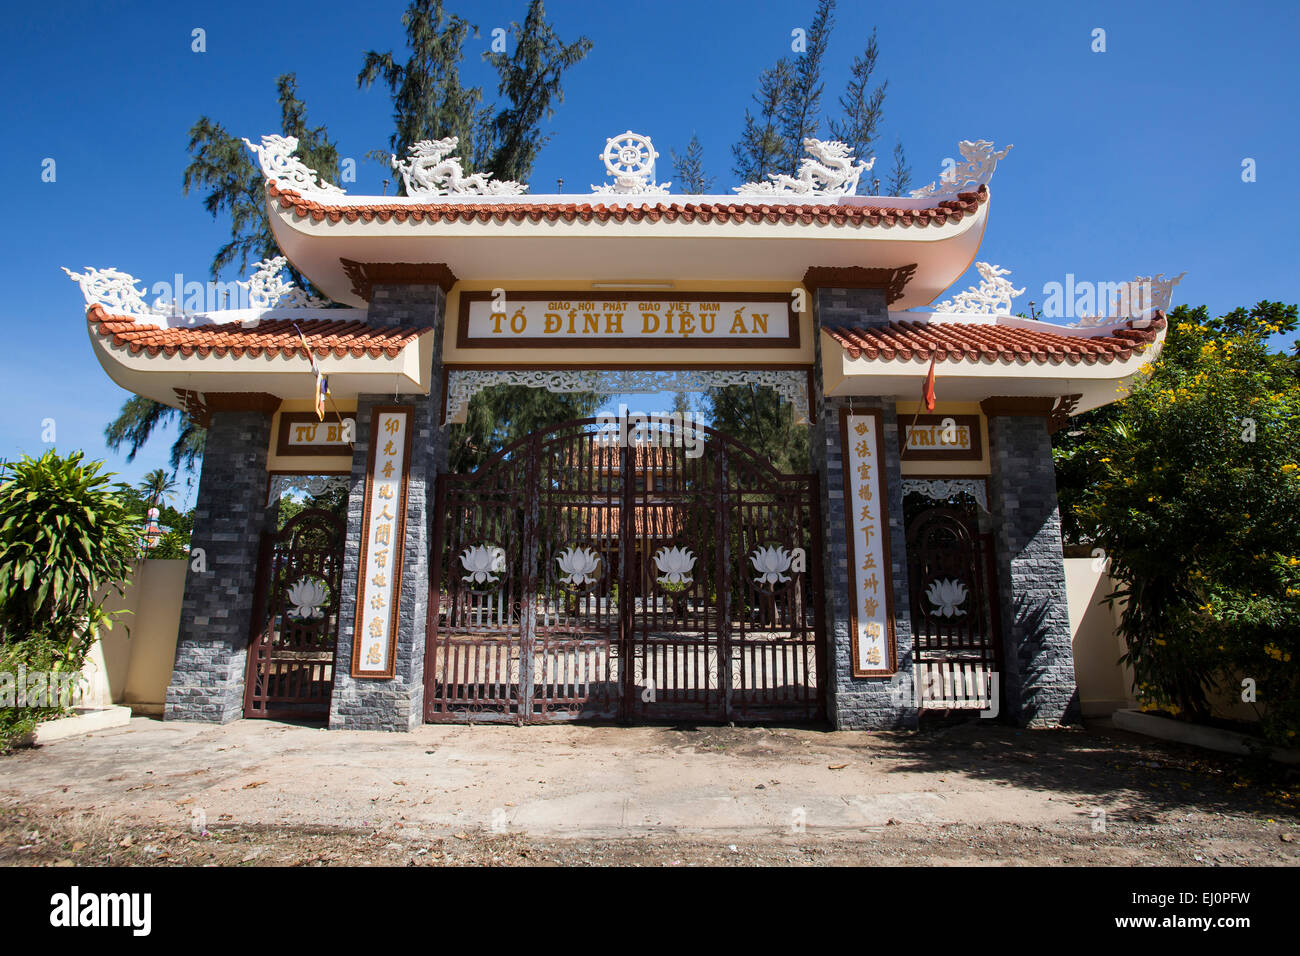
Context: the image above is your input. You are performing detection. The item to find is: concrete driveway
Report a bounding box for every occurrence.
[2,717,1296,865]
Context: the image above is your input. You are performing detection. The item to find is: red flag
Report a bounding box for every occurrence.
[922,355,936,411]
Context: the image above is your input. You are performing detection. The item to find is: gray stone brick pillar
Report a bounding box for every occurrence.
[986,411,1080,726]
[329,282,449,731]
[810,285,916,729]
[164,407,275,723]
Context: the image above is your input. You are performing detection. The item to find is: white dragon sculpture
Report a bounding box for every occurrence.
[392,138,527,196]
[935,262,1026,315]
[911,140,1013,199]
[734,138,872,197]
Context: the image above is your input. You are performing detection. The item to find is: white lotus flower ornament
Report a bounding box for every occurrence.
[460,544,506,586]
[750,545,794,587]
[556,546,601,589]
[926,578,969,617]
[286,576,328,620]
[654,546,696,587]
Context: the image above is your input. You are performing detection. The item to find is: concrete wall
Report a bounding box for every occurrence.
[88,559,188,715]
[1064,559,1261,723]
[1064,558,1136,717]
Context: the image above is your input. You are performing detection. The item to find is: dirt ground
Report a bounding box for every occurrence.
[1,716,1297,866]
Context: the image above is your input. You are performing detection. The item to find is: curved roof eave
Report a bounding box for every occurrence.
[265,184,992,310]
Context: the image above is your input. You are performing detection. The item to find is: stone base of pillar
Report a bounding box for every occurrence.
[815,395,918,731]
[987,413,1081,728]
[328,394,440,732]
[164,410,274,723]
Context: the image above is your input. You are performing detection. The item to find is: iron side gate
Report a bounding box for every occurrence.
[905,507,1002,712]
[424,417,825,724]
[244,509,345,720]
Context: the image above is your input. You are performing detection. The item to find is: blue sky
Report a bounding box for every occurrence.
[2,0,1295,496]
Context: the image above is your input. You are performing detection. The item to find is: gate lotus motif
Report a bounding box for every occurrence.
[556,546,601,589]
[750,545,794,588]
[286,575,329,621]
[460,544,505,586]
[653,546,696,588]
[926,578,969,617]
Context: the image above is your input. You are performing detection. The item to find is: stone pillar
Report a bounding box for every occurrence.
[329,282,449,731]
[985,410,1080,726]
[810,286,917,729]
[164,406,276,723]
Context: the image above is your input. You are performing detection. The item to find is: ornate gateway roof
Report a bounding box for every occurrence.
[250,134,1005,310]
[66,128,1179,425]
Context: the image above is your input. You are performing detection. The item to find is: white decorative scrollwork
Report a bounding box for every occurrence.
[392,137,527,196]
[902,478,989,512]
[654,546,696,588]
[445,368,809,427]
[461,544,506,586]
[735,138,872,198]
[926,578,969,617]
[556,546,601,589]
[935,262,1025,315]
[62,266,153,316]
[267,474,351,507]
[242,134,344,195]
[238,256,326,309]
[1070,272,1187,328]
[911,140,1013,199]
[286,576,329,621]
[591,131,670,194]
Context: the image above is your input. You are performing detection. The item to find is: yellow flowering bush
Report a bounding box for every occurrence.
[1054,302,1300,743]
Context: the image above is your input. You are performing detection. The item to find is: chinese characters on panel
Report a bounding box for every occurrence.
[351,408,411,678]
[844,411,895,676]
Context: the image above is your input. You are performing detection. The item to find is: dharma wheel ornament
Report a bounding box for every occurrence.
[592,130,671,194]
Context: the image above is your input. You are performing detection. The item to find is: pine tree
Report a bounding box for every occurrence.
[778,0,836,175]
[829,27,887,191]
[449,386,605,474]
[113,2,595,475]
[114,74,338,473]
[705,386,809,474]
[670,133,714,194]
[183,74,338,283]
[483,0,593,183]
[886,139,912,196]
[358,0,484,181]
[732,60,793,184]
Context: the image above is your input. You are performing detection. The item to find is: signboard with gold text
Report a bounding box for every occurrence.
[350,407,412,678]
[276,411,356,457]
[457,291,798,349]
[898,414,982,461]
[843,410,896,676]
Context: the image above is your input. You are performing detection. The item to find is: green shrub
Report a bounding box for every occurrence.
[0,451,140,750]
[1058,302,1300,744]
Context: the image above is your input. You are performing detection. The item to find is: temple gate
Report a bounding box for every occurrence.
[67,129,1179,732]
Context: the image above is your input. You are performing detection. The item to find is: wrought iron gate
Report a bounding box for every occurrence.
[244,509,345,719]
[425,417,825,723]
[905,507,1001,711]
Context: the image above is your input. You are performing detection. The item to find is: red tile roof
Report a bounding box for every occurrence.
[826,314,1167,366]
[584,505,684,539]
[86,304,429,359]
[267,181,989,229]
